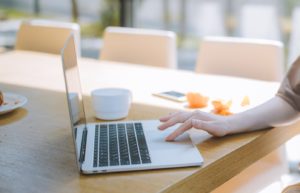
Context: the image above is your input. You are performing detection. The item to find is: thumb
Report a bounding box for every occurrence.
[191,119,227,137]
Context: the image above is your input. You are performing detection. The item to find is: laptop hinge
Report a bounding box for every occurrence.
[79,128,87,164]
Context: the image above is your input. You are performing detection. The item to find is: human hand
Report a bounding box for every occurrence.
[158,110,231,141]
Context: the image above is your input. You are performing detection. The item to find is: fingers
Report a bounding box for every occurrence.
[159,110,228,140]
[165,118,193,141]
[165,118,227,141]
[158,116,182,130]
[158,111,190,130]
[159,111,180,122]
[158,111,199,132]
[191,119,205,130]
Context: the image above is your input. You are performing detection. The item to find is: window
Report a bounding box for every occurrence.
[0,0,299,70]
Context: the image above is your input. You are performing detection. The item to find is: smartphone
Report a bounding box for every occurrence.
[153,91,186,102]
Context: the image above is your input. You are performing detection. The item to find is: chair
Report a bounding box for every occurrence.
[100,26,177,68]
[237,4,281,41]
[15,19,81,56]
[195,36,284,81]
[288,7,300,69]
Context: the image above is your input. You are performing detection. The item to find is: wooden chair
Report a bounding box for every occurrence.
[195,36,284,81]
[15,19,81,56]
[100,26,177,68]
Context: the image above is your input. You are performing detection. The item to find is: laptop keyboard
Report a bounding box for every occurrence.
[93,122,151,167]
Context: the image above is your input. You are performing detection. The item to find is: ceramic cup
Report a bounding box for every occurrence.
[91,88,132,120]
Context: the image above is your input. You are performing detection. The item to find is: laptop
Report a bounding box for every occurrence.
[61,34,203,174]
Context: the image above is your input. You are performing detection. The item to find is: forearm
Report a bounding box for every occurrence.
[226,96,300,135]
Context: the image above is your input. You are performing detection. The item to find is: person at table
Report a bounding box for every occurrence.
[158,57,300,193]
[159,57,300,140]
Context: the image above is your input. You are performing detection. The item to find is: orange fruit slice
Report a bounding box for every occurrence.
[241,96,250,106]
[186,92,209,108]
[212,100,232,116]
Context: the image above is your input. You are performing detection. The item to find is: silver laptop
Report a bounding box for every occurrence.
[61,34,203,174]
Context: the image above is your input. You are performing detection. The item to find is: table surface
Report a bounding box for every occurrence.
[1,51,300,193]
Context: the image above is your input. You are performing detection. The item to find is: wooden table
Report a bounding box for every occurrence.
[0,51,300,193]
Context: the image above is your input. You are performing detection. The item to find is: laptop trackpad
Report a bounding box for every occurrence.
[144,122,197,150]
[144,124,202,166]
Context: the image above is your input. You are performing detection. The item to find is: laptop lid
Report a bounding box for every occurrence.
[61,33,87,170]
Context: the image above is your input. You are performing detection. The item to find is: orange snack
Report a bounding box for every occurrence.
[241,96,250,106]
[212,100,232,116]
[186,92,209,108]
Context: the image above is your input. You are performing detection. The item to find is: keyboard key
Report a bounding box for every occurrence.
[99,124,108,167]
[109,124,119,166]
[118,124,130,165]
[126,123,141,164]
[93,125,99,167]
[135,123,151,164]
[79,129,87,163]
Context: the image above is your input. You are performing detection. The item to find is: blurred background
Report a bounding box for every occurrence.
[0,0,299,70]
[1,1,300,192]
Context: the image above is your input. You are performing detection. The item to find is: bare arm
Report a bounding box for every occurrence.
[158,96,300,141]
[226,96,300,134]
[159,57,300,141]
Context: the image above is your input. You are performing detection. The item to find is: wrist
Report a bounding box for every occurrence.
[224,114,246,135]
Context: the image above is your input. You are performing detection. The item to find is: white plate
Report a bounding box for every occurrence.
[0,92,27,115]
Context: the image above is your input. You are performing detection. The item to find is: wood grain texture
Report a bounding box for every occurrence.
[0,51,299,193]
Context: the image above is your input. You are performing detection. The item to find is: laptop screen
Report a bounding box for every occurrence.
[61,34,87,169]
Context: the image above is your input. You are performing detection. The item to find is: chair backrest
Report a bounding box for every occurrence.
[100,26,177,68]
[15,19,81,56]
[195,36,284,81]
[288,7,300,69]
[238,4,281,41]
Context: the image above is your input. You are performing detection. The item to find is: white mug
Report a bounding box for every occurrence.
[91,88,132,120]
